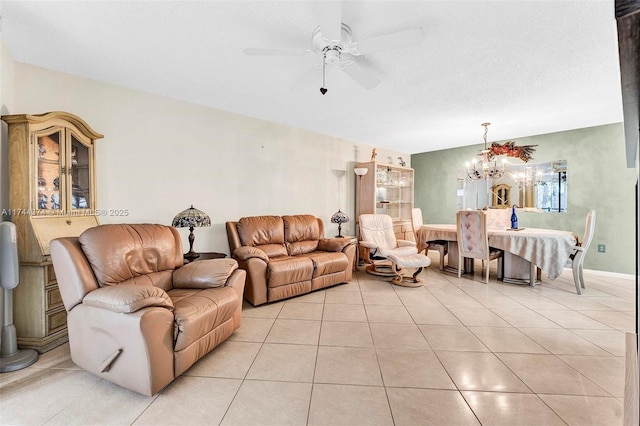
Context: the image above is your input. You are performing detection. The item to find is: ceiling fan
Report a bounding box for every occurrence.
[243,4,425,95]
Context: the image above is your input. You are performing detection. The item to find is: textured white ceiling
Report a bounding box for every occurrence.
[1,1,623,154]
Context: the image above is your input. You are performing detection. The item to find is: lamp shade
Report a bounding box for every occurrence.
[354,167,368,176]
[330,209,349,238]
[330,210,349,225]
[171,205,211,229]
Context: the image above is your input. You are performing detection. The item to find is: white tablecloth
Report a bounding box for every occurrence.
[420,224,578,280]
[488,228,577,280]
[419,224,457,245]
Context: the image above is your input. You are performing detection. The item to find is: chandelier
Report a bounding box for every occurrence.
[465,122,506,180]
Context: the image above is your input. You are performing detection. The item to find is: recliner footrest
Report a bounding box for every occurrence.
[387,253,432,269]
[386,253,431,287]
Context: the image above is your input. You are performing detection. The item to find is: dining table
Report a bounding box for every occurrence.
[419,224,578,286]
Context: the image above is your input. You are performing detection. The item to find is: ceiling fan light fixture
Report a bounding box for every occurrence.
[323,48,341,64]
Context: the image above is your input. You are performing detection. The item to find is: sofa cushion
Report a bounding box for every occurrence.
[79,224,181,287]
[283,215,321,255]
[117,270,174,291]
[305,252,349,277]
[267,256,314,288]
[255,244,288,258]
[169,286,240,352]
[238,216,285,246]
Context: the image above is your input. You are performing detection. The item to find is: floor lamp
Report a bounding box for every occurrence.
[354,167,368,266]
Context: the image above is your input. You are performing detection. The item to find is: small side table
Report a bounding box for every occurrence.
[184,251,227,264]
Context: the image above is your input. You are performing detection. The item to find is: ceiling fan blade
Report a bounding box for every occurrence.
[243,47,312,56]
[340,60,380,89]
[353,28,425,55]
[316,1,342,42]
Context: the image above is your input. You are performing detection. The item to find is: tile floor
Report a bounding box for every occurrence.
[0,258,634,425]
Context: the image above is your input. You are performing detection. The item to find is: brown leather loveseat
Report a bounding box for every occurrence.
[50,223,246,396]
[226,215,356,306]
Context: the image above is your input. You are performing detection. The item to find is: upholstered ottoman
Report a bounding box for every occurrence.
[386,253,431,287]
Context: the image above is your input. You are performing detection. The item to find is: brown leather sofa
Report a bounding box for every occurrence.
[49,223,246,396]
[226,214,356,306]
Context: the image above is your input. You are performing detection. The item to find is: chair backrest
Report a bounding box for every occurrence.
[581,210,596,251]
[411,208,423,235]
[411,208,428,251]
[485,208,510,229]
[78,224,183,290]
[359,214,397,250]
[456,210,489,259]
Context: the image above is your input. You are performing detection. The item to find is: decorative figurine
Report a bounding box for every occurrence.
[370,148,377,162]
[38,177,46,190]
[71,146,78,165]
[398,157,406,167]
[53,177,59,189]
[38,143,46,159]
[38,193,48,209]
[72,184,87,209]
[50,193,60,210]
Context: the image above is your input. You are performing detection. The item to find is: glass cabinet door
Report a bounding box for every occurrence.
[374,165,414,220]
[35,129,63,211]
[398,168,413,220]
[69,132,92,210]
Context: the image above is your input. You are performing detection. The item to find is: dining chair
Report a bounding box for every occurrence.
[411,208,448,271]
[456,210,503,284]
[568,210,596,294]
[485,208,510,229]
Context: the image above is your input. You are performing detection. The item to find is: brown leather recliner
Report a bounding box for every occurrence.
[49,223,246,396]
[226,214,355,306]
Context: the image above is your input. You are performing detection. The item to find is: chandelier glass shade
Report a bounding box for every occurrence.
[465,123,507,180]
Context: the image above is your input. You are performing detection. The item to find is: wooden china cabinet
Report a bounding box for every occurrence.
[2,112,103,352]
[355,161,415,241]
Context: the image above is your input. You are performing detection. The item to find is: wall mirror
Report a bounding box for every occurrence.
[463,160,567,213]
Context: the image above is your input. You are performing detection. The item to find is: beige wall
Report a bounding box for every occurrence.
[4,56,407,254]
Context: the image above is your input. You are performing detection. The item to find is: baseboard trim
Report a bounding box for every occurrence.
[581,268,635,280]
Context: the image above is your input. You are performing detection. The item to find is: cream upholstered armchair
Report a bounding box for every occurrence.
[50,224,246,396]
[456,210,503,284]
[359,214,431,286]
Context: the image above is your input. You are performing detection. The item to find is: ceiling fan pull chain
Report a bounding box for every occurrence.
[320,51,328,95]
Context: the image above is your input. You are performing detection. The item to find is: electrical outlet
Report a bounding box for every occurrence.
[597,244,606,253]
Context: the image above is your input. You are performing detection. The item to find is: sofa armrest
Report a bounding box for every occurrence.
[225,268,246,329]
[233,246,269,262]
[318,238,354,252]
[82,285,174,314]
[173,258,239,289]
[397,240,417,248]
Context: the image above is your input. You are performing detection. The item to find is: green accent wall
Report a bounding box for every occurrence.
[412,123,635,275]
